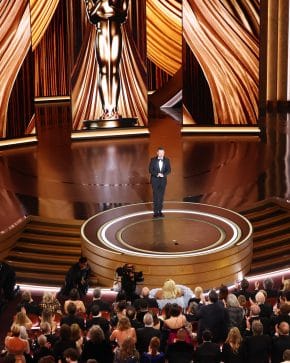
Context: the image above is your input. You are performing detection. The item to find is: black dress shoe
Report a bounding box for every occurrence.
[158,212,164,217]
[153,213,159,218]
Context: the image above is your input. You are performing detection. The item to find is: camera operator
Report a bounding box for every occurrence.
[114,264,144,302]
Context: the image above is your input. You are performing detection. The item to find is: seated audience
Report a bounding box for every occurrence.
[86,304,111,338]
[32,335,53,363]
[64,288,86,315]
[81,325,113,363]
[165,328,194,363]
[243,320,271,363]
[136,313,161,355]
[86,287,111,314]
[16,290,40,315]
[222,327,244,363]
[39,292,61,315]
[134,287,159,310]
[140,336,165,363]
[53,324,75,363]
[114,336,139,363]
[271,321,290,363]
[60,302,85,330]
[5,324,30,363]
[226,293,244,330]
[195,329,222,363]
[12,311,33,331]
[154,279,183,300]
[196,289,229,343]
[110,316,137,347]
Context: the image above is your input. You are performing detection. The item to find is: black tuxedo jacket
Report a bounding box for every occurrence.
[149,157,171,181]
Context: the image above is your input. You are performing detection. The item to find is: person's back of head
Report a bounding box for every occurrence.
[141,287,150,298]
[279,321,290,335]
[202,329,213,342]
[93,288,101,299]
[149,336,160,356]
[250,303,261,316]
[283,290,290,302]
[227,293,240,308]
[263,278,274,291]
[139,299,148,311]
[219,285,228,300]
[255,291,266,304]
[60,324,72,340]
[63,348,78,362]
[69,288,80,301]
[170,303,181,317]
[176,328,188,342]
[208,290,218,303]
[126,306,136,320]
[37,334,47,347]
[240,278,249,291]
[143,312,153,327]
[21,290,31,303]
[283,349,290,361]
[40,321,51,334]
[67,302,77,316]
[194,286,203,299]
[252,320,263,336]
[91,304,100,317]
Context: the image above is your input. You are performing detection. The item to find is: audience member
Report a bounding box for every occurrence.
[187,286,204,305]
[243,303,271,336]
[226,293,244,330]
[233,278,253,300]
[237,294,249,316]
[63,348,79,363]
[134,287,159,310]
[154,279,183,300]
[81,325,113,363]
[16,290,40,315]
[62,257,90,297]
[136,313,161,355]
[110,301,127,328]
[243,320,271,363]
[0,262,18,300]
[40,309,57,333]
[140,336,165,363]
[282,349,290,363]
[218,284,229,304]
[39,321,58,347]
[196,289,229,343]
[39,292,61,315]
[136,300,149,325]
[222,327,244,363]
[262,277,278,298]
[86,288,111,314]
[86,304,111,338]
[64,289,86,315]
[164,328,194,363]
[271,321,290,363]
[32,335,53,363]
[195,329,222,363]
[110,316,137,347]
[114,336,139,363]
[60,303,85,330]
[53,324,75,363]
[5,324,30,363]
[70,323,84,356]
[12,311,33,330]
[254,290,273,318]
[126,305,144,330]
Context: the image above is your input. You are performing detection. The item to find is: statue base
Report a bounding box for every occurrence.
[82,118,138,130]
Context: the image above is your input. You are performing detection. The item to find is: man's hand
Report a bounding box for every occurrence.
[157,173,164,177]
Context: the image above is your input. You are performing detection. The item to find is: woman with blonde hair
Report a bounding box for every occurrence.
[110,316,137,347]
[40,308,57,333]
[13,311,33,330]
[39,291,61,314]
[226,293,244,330]
[71,323,84,355]
[5,324,30,363]
[155,279,183,300]
[222,327,244,363]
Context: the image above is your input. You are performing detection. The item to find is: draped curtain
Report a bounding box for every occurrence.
[183,0,259,125]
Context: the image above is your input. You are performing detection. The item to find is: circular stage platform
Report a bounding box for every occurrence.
[81,202,253,290]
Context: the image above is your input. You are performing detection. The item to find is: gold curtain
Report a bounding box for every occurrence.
[184,0,259,125]
[30,0,60,51]
[147,0,182,76]
[0,0,31,138]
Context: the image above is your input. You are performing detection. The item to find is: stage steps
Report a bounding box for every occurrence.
[4,216,99,287]
[239,198,290,275]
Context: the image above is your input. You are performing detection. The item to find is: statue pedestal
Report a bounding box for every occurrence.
[82,118,138,130]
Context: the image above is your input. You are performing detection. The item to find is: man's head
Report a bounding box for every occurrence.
[91,304,100,317]
[208,289,218,303]
[157,147,165,159]
[202,329,213,342]
[141,286,150,298]
[278,321,290,335]
[93,288,101,299]
[250,303,261,316]
[283,349,290,361]
[67,302,77,316]
[176,328,188,342]
[143,312,154,327]
[252,320,263,336]
[78,256,88,269]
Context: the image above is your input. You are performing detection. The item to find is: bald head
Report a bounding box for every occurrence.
[279,322,290,335]
[142,287,150,298]
[250,304,261,316]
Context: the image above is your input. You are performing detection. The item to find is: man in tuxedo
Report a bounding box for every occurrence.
[149,147,171,218]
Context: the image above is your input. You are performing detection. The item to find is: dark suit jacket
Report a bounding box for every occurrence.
[149,157,171,181]
[271,335,290,363]
[136,326,161,354]
[243,334,271,363]
[195,341,222,363]
[60,314,85,330]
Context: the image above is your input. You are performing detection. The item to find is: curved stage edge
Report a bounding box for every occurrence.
[81,202,253,290]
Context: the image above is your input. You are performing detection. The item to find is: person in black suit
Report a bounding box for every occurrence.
[195,329,222,363]
[149,147,171,218]
[136,313,161,355]
[271,322,290,363]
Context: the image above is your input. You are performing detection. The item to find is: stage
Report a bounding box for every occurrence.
[81,202,253,290]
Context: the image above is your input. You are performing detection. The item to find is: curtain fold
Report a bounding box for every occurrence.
[184,0,259,125]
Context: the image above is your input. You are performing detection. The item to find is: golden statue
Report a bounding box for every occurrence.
[84,0,129,120]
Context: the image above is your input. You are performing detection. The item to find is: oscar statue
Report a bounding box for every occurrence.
[84,0,130,126]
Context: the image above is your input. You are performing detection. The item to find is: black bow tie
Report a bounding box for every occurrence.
[158,158,163,161]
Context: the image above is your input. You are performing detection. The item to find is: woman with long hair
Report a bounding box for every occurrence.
[155,279,183,300]
[39,291,62,314]
[64,288,86,314]
[114,336,139,363]
[40,308,57,333]
[140,337,165,363]
[110,317,137,347]
[13,311,33,330]
[222,327,244,363]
